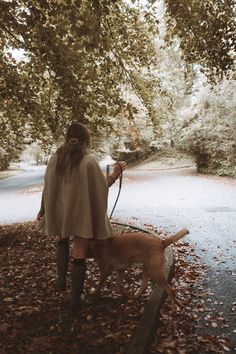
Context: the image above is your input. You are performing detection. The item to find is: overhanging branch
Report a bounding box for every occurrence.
[1,25,32,51]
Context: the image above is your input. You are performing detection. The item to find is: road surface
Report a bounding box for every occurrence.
[0,164,235,349]
[0,164,45,223]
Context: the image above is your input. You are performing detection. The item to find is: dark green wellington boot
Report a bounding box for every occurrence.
[71,258,86,312]
[55,238,69,291]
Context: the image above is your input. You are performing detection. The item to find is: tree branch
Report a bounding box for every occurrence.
[1,25,32,51]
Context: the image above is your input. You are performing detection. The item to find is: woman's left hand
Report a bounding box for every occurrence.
[37,210,44,221]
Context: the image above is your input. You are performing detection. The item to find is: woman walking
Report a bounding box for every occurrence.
[37,122,125,311]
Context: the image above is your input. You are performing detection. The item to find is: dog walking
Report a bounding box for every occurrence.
[37,122,125,312]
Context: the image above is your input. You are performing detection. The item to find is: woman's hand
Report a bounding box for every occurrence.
[112,161,126,179]
[37,209,44,221]
[37,190,45,221]
[106,161,126,187]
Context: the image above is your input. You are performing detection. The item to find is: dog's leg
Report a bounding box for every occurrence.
[151,270,176,311]
[159,280,176,312]
[117,270,127,297]
[147,256,177,312]
[92,266,109,297]
[133,266,149,298]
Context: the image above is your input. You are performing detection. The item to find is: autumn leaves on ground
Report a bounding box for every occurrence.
[0,222,232,353]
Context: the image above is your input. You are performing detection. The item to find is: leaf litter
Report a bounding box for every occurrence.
[0,221,233,353]
[0,222,150,354]
[144,224,233,354]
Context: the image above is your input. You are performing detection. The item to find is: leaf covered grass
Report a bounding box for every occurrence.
[0,222,233,353]
[0,222,151,354]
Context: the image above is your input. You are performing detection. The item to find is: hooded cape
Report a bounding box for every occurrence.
[40,152,112,239]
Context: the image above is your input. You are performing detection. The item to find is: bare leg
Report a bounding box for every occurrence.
[73,236,89,259]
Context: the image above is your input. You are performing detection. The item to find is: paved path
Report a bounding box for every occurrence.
[0,164,45,224]
[113,167,236,349]
[0,164,235,349]
[0,164,45,192]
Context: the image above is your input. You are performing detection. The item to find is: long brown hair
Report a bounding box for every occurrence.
[56,122,90,178]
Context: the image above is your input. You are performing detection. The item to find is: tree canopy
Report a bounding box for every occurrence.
[1,0,157,134]
[165,0,236,78]
[0,0,235,170]
[0,0,159,167]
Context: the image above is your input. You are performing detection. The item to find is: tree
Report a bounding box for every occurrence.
[165,0,236,79]
[0,0,158,152]
[1,0,235,174]
[177,74,236,176]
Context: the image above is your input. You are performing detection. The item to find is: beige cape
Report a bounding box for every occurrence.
[40,152,112,239]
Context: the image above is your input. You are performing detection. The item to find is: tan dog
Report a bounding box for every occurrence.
[89,228,189,310]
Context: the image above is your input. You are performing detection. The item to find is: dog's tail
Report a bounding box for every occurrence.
[162,228,189,248]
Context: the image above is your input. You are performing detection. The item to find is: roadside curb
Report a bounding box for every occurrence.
[0,168,24,180]
[111,221,175,354]
[132,165,196,172]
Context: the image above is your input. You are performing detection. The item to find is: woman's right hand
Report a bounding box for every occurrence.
[112,161,126,179]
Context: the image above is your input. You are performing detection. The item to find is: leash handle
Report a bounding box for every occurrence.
[109,170,123,220]
[106,164,110,177]
[119,170,123,189]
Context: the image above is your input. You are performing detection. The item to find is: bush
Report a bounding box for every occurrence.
[177,78,236,177]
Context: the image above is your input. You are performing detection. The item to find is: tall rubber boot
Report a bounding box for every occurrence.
[71,258,86,312]
[55,238,69,291]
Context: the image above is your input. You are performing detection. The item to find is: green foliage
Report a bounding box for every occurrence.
[0,54,27,169]
[165,0,236,79]
[178,77,236,176]
[1,0,235,176]
[0,0,158,158]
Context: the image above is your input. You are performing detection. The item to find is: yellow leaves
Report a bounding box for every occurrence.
[1,0,158,148]
[165,0,236,78]
[54,0,66,4]
[3,297,14,303]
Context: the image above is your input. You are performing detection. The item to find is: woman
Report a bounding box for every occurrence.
[37,122,125,311]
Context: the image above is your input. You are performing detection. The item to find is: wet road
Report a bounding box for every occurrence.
[0,165,235,348]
